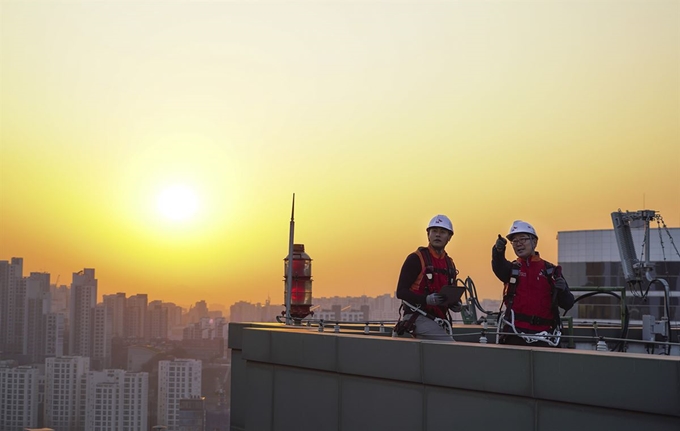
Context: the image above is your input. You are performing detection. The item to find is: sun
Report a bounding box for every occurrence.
[156,184,200,221]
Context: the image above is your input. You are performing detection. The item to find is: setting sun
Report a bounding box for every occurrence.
[156,185,200,222]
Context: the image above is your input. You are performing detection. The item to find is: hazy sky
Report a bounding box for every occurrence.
[2,0,679,309]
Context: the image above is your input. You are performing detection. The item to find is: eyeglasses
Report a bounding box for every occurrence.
[511,237,532,246]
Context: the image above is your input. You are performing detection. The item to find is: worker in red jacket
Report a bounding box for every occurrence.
[492,220,574,347]
[395,215,460,341]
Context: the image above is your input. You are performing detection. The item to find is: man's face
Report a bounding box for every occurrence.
[427,227,452,251]
[510,235,536,259]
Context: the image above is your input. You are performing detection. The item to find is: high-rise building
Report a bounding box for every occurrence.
[45,313,65,359]
[0,365,39,430]
[44,356,90,431]
[92,304,112,369]
[50,282,69,314]
[69,269,97,357]
[157,359,202,431]
[0,257,25,355]
[177,397,205,431]
[25,272,51,364]
[122,371,149,431]
[82,369,148,431]
[229,300,282,323]
[186,300,209,324]
[126,294,148,340]
[163,302,183,327]
[163,302,184,340]
[148,300,169,340]
[103,292,127,338]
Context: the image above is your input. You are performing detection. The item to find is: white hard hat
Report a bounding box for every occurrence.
[427,215,454,234]
[506,220,537,239]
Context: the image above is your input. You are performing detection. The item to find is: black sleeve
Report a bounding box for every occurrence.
[396,253,427,307]
[491,246,513,283]
[557,280,575,311]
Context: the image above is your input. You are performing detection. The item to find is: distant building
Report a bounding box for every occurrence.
[127,345,161,372]
[185,300,209,324]
[50,283,69,314]
[177,339,224,361]
[148,300,169,340]
[92,304,112,369]
[177,397,205,431]
[163,302,184,341]
[0,365,39,430]
[315,304,369,322]
[126,294,148,340]
[229,299,282,323]
[313,295,401,323]
[25,272,51,364]
[0,257,25,356]
[157,359,202,431]
[44,356,90,431]
[82,369,148,431]
[44,313,65,359]
[69,269,97,358]
[103,293,127,338]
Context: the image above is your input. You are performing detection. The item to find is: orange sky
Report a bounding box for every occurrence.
[1,0,679,309]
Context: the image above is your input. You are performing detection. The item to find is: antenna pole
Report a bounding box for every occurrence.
[285,193,295,325]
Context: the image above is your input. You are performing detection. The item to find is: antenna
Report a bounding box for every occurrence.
[611,209,661,286]
[285,193,295,325]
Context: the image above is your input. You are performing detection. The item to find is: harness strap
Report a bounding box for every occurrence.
[502,263,522,320]
[504,261,562,329]
[513,312,554,327]
[401,301,453,336]
[417,246,458,286]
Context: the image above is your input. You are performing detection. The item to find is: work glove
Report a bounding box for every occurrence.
[426,293,446,306]
[495,234,507,252]
[553,277,567,291]
[449,301,462,313]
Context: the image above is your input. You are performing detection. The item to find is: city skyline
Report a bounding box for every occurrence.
[3,254,412,314]
[2,1,679,308]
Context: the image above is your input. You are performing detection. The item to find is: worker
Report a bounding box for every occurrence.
[492,220,574,347]
[395,215,460,341]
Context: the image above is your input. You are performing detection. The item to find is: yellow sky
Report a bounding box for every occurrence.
[1,0,679,309]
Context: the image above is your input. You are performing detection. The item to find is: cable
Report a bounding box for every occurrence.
[568,291,630,352]
[458,276,496,317]
[648,279,673,355]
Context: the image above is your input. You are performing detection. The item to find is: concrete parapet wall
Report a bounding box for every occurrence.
[228,322,680,431]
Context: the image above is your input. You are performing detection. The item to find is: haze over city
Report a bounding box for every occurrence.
[2,0,679,308]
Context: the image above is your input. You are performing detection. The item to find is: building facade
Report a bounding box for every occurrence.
[92,304,112,369]
[0,365,39,431]
[558,226,680,321]
[0,257,25,356]
[157,359,202,431]
[103,292,127,339]
[148,300,169,340]
[126,294,148,340]
[45,313,65,359]
[177,397,205,431]
[82,369,148,431]
[44,356,90,431]
[25,272,51,364]
[69,269,98,357]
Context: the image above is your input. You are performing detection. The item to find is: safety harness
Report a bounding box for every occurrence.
[393,247,458,337]
[499,261,563,346]
[417,246,458,293]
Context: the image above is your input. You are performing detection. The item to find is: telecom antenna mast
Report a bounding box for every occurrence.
[285,194,295,325]
[611,209,672,354]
